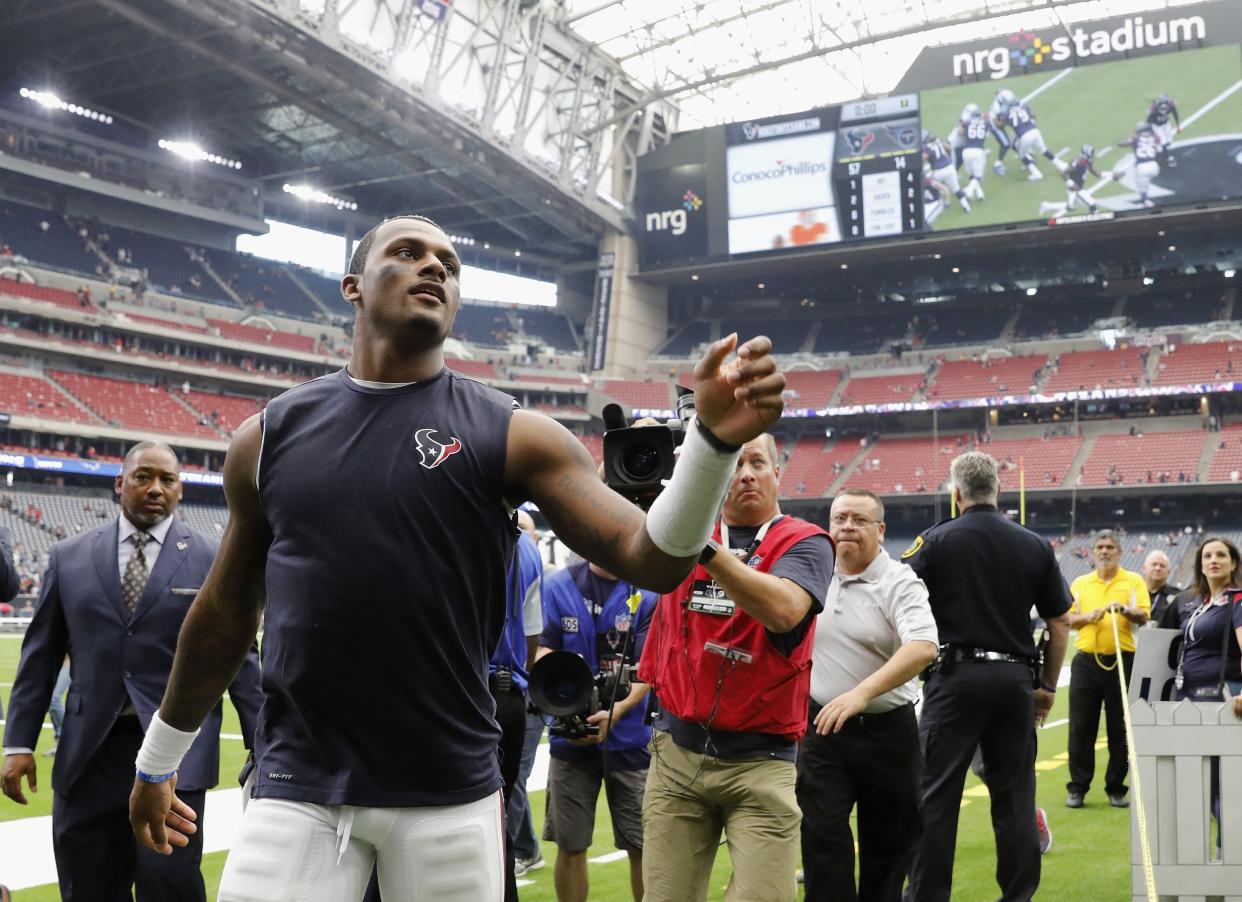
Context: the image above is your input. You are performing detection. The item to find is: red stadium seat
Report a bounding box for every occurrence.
[1152,341,1242,386]
[1042,348,1146,394]
[839,373,924,407]
[781,435,862,497]
[0,370,97,424]
[46,370,223,440]
[928,356,1047,402]
[783,369,843,410]
[1079,431,1207,486]
[842,435,970,495]
[601,379,673,412]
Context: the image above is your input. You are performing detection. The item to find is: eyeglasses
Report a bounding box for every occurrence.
[830,514,880,528]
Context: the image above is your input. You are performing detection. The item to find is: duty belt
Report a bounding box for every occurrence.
[951,648,1031,665]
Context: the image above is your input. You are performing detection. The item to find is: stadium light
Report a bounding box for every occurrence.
[1143,276,1155,286]
[19,87,113,124]
[447,234,476,247]
[282,183,357,211]
[1225,270,1236,279]
[1026,287,1038,296]
[159,139,242,170]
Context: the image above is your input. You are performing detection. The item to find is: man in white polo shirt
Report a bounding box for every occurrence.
[796,489,939,902]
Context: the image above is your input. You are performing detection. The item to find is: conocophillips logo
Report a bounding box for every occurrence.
[645,189,702,236]
[953,13,1206,80]
[730,160,828,183]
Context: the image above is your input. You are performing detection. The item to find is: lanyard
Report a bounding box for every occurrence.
[1186,593,1228,642]
[719,514,782,561]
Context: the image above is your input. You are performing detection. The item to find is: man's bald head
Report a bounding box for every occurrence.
[1142,550,1171,591]
[516,510,538,543]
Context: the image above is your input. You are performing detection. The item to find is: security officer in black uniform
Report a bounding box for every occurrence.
[902,452,1072,902]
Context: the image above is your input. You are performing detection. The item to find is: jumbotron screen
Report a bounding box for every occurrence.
[634,1,1242,270]
[919,42,1242,233]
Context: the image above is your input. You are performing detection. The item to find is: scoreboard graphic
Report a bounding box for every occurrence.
[721,96,924,255]
[834,95,923,238]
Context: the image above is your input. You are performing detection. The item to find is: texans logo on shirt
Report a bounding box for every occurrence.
[413,428,463,470]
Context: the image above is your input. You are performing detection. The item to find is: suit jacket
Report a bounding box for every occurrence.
[0,525,19,603]
[3,516,263,793]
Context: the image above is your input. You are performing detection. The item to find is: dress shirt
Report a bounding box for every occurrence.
[810,548,939,713]
[118,513,173,577]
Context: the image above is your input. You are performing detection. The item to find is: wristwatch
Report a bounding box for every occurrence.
[699,540,720,565]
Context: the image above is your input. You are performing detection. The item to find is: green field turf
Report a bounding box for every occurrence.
[2,637,1133,900]
[920,44,1242,232]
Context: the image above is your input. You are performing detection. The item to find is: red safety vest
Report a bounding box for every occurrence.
[638,514,828,743]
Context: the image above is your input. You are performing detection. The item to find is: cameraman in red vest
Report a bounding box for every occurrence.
[639,433,834,902]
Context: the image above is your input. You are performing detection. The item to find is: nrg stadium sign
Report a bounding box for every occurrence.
[893,0,1242,91]
[955,14,1206,80]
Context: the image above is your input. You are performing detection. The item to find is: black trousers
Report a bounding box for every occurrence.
[52,715,206,902]
[495,684,528,902]
[906,662,1039,902]
[797,701,922,902]
[1067,651,1133,798]
[362,684,527,902]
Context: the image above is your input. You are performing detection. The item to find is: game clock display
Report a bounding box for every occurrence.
[834,95,924,238]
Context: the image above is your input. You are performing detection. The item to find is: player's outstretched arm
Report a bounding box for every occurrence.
[507,334,784,592]
[130,414,271,854]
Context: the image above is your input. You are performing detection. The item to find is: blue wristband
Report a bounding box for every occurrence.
[136,769,177,783]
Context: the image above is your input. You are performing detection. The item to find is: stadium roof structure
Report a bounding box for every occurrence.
[0,0,1212,265]
[563,0,1210,128]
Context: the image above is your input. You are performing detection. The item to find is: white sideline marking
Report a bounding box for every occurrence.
[589,850,630,864]
[1022,68,1074,104]
[1,787,246,891]
[1179,79,1242,131]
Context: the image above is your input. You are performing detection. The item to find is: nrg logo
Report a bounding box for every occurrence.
[645,189,702,236]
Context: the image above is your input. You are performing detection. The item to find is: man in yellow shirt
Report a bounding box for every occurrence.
[1065,530,1150,809]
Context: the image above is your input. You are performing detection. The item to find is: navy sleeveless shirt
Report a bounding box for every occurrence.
[254,367,517,807]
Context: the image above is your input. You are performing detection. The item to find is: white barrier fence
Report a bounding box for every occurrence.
[1131,699,1242,902]
[0,615,33,634]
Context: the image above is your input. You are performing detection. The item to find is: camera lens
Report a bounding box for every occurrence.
[621,444,660,481]
[549,678,579,706]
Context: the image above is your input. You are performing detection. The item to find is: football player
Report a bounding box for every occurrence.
[1146,94,1181,168]
[1117,121,1162,208]
[988,88,1019,175]
[923,129,972,212]
[1062,144,1104,213]
[1004,100,1067,181]
[922,173,952,227]
[954,105,989,201]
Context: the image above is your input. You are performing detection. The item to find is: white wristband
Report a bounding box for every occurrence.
[644,418,741,557]
[135,711,200,776]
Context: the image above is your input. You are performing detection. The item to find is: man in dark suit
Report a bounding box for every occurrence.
[1,442,262,901]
